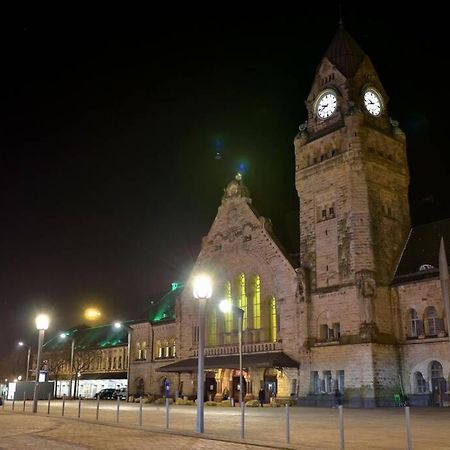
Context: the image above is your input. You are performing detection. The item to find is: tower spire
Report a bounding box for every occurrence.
[338,1,344,28]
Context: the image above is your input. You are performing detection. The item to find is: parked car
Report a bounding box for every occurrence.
[113,388,127,400]
[93,388,116,399]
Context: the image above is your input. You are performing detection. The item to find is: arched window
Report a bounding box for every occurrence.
[409,309,421,337]
[270,296,277,342]
[172,340,176,357]
[224,281,233,340]
[142,341,147,360]
[118,356,122,369]
[238,273,248,330]
[156,340,162,358]
[425,307,438,336]
[208,309,217,346]
[252,275,261,329]
[431,360,443,379]
[164,340,170,358]
[414,372,427,393]
[113,357,117,369]
[136,342,142,360]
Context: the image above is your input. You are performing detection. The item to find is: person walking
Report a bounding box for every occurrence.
[258,388,265,407]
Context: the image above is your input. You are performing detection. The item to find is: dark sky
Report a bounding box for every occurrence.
[1,7,449,361]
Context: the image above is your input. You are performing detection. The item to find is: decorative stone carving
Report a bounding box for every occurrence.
[355,270,376,323]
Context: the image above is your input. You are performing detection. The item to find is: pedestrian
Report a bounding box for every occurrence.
[258,387,265,407]
[334,388,342,407]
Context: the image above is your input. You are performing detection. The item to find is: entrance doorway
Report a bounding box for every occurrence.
[264,368,278,404]
[231,370,247,404]
[205,372,217,401]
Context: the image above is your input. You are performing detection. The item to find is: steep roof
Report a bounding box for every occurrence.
[43,323,130,352]
[325,26,366,78]
[394,218,450,283]
[147,282,183,324]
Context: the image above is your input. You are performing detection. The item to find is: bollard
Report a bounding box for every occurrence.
[12,398,15,411]
[78,396,81,419]
[285,403,290,444]
[47,393,51,415]
[23,392,26,412]
[165,397,170,429]
[116,395,120,423]
[405,406,412,450]
[338,405,345,450]
[62,395,65,416]
[139,397,143,426]
[241,400,245,440]
[96,395,100,421]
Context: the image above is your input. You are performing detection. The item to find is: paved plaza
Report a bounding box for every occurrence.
[1,400,450,449]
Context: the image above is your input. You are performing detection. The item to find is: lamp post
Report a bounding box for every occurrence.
[60,333,75,399]
[193,274,213,434]
[18,342,32,382]
[33,313,50,413]
[113,321,132,402]
[219,299,245,439]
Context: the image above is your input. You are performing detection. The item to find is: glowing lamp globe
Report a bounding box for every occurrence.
[219,299,233,313]
[193,274,213,300]
[35,314,50,331]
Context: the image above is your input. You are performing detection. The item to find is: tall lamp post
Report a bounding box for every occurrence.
[113,322,132,402]
[193,274,213,434]
[219,299,245,439]
[18,342,32,382]
[33,313,50,413]
[60,333,75,399]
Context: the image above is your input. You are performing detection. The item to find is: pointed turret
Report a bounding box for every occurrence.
[325,26,366,78]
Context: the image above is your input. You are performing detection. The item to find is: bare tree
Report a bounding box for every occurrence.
[43,349,70,397]
[72,349,100,398]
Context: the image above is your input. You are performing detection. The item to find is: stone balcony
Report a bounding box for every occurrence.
[191,340,282,357]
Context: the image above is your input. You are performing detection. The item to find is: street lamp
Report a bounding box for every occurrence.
[60,332,76,399]
[18,341,32,382]
[33,313,50,413]
[192,274,213,434]
[219,299,245,439]
[113,321,132,402]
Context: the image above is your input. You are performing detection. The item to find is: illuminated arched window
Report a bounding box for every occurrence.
[142,341,147,360]
[136,342,142,360]
[270,296,277,342]
[172,339,176,357]
[238,273,248,330]
[252,275,261,329]
[208,309,217,346]
[156,340,162,358]
[224,281,233,337]
[164,340,170,357]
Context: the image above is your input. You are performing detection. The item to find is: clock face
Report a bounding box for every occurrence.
[316,91,337,119]
[364,89,382,116]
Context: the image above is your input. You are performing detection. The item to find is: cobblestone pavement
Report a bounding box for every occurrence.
[2,400,450,449]
[0,412,280,450]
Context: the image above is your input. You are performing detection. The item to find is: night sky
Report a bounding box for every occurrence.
[1,7,449,363]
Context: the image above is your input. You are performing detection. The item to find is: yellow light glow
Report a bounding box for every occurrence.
[84,307,102,322]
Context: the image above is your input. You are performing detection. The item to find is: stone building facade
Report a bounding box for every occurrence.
[128,26,450,407]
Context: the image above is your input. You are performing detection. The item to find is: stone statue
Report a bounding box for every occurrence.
[355,270,376,323]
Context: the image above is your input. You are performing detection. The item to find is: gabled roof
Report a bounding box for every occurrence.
[43,323,130,352]
[147,282,183,324]
[325,26,366,78]
[394,218,450,283]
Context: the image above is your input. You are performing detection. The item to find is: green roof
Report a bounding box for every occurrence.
[147,282,183,323]
[43,323,130,352]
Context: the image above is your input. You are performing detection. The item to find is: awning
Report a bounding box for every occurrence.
[78,372,128,380]
[156,352,299,373]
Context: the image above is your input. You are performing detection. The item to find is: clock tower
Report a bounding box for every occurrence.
[295,25,410,337]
